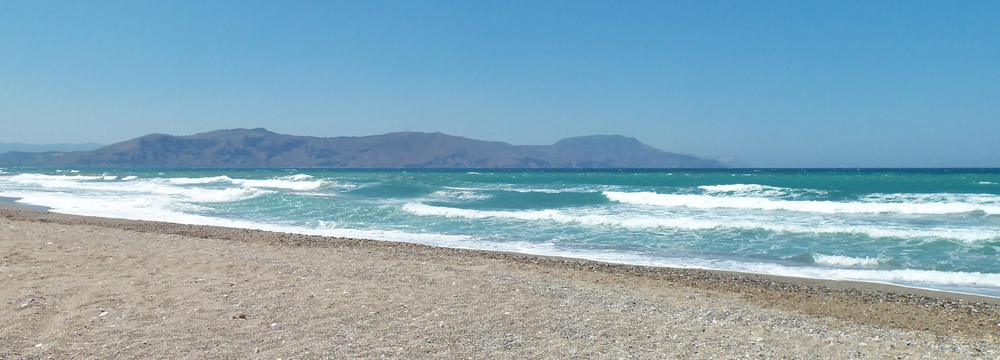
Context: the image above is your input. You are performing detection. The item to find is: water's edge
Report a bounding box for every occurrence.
[2,200,997,304]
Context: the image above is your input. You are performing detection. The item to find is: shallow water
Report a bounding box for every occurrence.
[2,168,999,296]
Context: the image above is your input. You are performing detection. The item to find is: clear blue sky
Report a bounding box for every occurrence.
[1,0,997,167]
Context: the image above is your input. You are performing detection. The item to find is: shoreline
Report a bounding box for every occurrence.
[2,201,997,305]
[4,202,1000,315]
[0,195,51,212]
[3,202,1000,357]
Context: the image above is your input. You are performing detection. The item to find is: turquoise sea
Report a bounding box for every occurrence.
[2,168,999,296]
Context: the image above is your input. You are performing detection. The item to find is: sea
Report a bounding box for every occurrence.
[2,168,999,297]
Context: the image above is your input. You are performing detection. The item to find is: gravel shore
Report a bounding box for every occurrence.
[2,204,999,358]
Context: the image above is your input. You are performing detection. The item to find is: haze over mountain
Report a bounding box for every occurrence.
[0,142,104,154]
[0,128,724,169]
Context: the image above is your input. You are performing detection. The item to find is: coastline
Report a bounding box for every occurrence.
[3,202,999,357]
[0,196,51,212]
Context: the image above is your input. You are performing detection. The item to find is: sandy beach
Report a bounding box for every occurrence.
[2,203,999,358]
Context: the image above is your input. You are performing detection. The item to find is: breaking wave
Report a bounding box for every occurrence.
[604,191,1000,215]
[402,203,998,241]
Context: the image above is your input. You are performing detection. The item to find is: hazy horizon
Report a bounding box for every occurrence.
[2,1,997,168]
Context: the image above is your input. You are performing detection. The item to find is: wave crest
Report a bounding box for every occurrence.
[811,254,891,268]
[168,174,325,190]
[604,191,1000,215]
[402,203,998,241]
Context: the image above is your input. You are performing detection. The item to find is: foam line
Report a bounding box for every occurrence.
[604,191,1000,215]
[402,203,999,242]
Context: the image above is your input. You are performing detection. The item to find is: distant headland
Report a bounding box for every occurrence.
[0,128,724,169]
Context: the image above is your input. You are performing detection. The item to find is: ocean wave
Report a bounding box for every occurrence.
[465,247,1000,291]
[404,203,577,222]
[5,174,270,203]
[4,184,999,295]
[698,183,828,198]
[167,175,235,184]
[232,178,325,191]
[177,187,272,202]
[121,176,138,181]
[699,183,784,193]
[443,185,606,194]
[703,259,1000,291]
[4,192,482,251]
[862,192,1000,204]
[402,203,999,241]
[9,173,105,183]
[539,250,1000,291]
[810,254,891,268]
[283,174,315,181]
[314,228,1000,291]
[428,190,492,202]
[604,191,1000,215]
[167,174,325,190]
[102,176,118,181]
[224,214,1000,291]
[117,182,272,202]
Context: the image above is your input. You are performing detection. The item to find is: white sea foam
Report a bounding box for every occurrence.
[510,187,598,194]
[694,259,1000,290]
[812,254,888,267]
[9,174,104,183]
[283,174,315,181]
[699,184,785,197]
[317,181,365,192]
[428,190,491,202]
[699,184,779,193]
[232,216,1000,291]
[5,171,1000,296]
[4,184,999,295]
[405,203,585,223]
[6,174,106,190]
[4,174,269,203]
[5,190,482,253]
[167,174,324,190]
[402,203,1000,241]
[232,178,325,191]
[102,176,118,181]
[511,188,570,194]
[297,226,1000,291]
[980,181,996,185]
[27,196,1000,291]
[862,192,1000,205]
[167,175,235,184]
[443,185,606,194]
[418,244,1000,291]
[122,182,271,202]
[604,191,1000,215]
[443,186,482,191]
[698,183,828,198]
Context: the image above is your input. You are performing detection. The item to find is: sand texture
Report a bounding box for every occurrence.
[2,205,1000,358]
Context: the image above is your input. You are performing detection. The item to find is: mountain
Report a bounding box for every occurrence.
[0,128,725,168]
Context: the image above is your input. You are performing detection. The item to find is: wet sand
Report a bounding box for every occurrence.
[2,203,999,358]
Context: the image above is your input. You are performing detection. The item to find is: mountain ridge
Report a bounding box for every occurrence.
[0,129,725,169]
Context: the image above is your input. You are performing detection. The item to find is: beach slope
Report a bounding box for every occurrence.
[2,205,998,358]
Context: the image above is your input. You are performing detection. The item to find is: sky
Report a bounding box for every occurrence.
[1,1,997,167]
